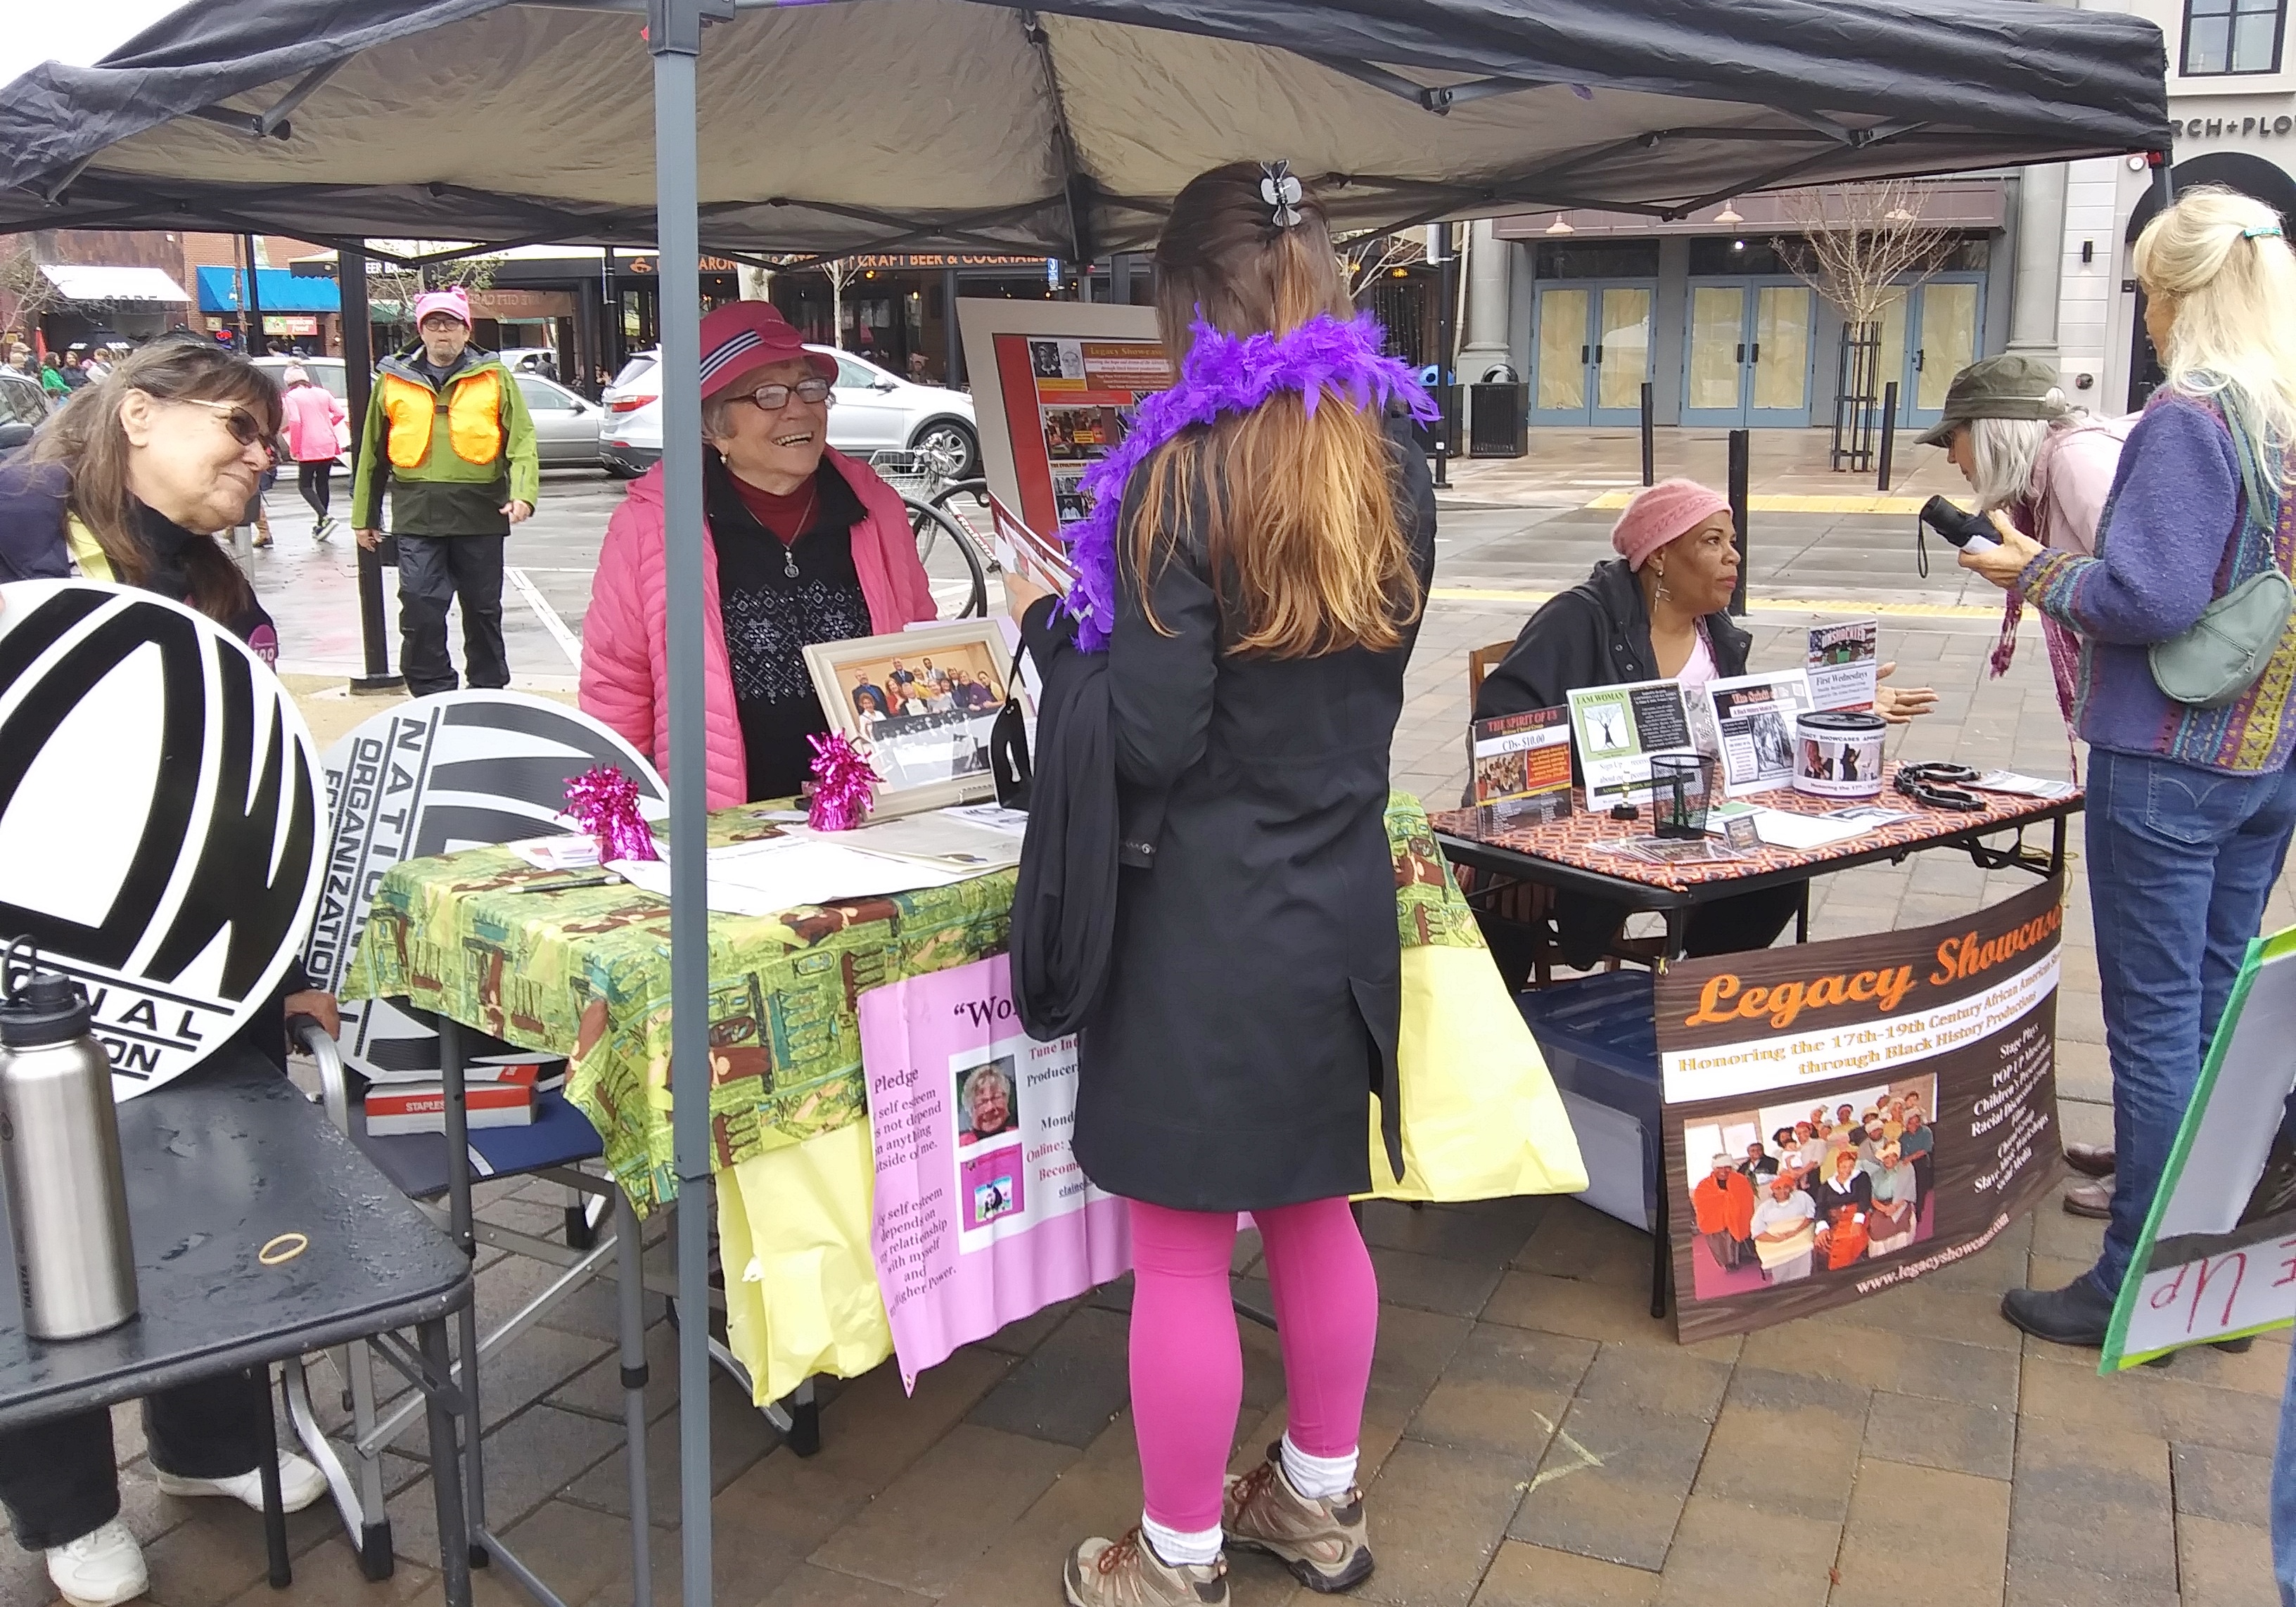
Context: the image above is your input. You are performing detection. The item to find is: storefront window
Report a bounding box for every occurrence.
[2185,0,2284,73]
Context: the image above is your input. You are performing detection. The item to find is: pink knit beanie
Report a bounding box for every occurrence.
[1610,478,1730,570]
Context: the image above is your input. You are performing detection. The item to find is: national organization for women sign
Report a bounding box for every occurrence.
[0,581,324,1097]
[1655,874,2069,1343]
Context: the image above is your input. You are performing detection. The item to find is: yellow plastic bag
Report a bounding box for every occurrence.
[717,1120,895,1404]
[1367,794,1589,1202]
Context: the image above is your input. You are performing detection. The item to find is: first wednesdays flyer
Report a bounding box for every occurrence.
[1655,874,2069,1343]
[857,952,1130,1388]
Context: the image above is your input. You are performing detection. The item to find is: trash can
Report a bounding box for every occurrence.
[1469,382,1529,459]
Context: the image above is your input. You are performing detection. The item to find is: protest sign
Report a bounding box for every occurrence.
[1656,873,2067,1343]
[858,952,1129,1388]
[957,300,1171,541]
[1567,679,1698,807]
[305,692,666,1080]
[2104,925,2296,1369]
[0,581,323,1097]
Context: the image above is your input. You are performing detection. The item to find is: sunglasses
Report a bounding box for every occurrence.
[734,377,834,413]
[181,397,278,463]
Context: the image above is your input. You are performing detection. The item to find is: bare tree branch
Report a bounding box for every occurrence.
[1777,179,1956,330]
[1336,230,1426,297]
[0,240,63,347]
[363,241,505,342]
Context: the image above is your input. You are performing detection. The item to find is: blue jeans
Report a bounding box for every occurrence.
[2081,746,2296,1299]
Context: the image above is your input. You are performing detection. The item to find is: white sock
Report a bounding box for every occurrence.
[1280,1434,1358,1502]
[1140,1513,1221,1568]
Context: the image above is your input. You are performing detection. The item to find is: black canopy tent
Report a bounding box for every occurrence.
[0,5,2167,1607]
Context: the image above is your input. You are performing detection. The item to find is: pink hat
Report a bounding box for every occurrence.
[412,287,473,328]
[698,301,836,400]
[1610,478,1730,570]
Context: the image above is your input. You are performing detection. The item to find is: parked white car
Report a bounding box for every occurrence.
[600,345,976,480]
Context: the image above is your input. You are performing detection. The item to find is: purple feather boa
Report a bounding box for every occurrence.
[1057,312,1439,653]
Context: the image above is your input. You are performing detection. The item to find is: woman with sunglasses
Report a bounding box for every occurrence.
[0,338,337,1607]
[581,302,936,805]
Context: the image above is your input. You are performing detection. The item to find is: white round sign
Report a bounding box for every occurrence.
[0,580,325,1099]
[303,691,667,1080]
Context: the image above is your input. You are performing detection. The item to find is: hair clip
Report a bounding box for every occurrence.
[1259,160,1304,229]
[2245,224,2285,239]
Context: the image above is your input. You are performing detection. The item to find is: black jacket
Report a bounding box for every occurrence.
[1042,412,1436,1210]
[1473,558,1751,723]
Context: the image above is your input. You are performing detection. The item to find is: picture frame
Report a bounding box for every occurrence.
[803,620,1026,817]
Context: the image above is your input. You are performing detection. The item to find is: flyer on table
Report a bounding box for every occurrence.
[1806,619,1879,712]
[1655,874,2068,1343]
[1566,679,1697,806]
[1696,669,1815,798]
[1469,705,1573,826]
[857,952,1130,1389]
[2104,924,2296,1368]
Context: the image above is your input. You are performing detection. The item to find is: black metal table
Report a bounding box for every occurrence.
[1436,783,2084,1318]
[0,1046,476,1605]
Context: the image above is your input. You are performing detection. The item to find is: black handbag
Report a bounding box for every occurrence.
[989,638,1033,809]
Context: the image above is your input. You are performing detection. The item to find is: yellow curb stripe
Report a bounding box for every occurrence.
[1428,586,2004,620]
[1583,491,1930,513]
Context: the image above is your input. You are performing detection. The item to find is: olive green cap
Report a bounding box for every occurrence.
[1915,354,2069,447]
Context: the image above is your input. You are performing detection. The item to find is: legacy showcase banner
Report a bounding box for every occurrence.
[1657,873,2067,1343]
[0,581,324,1097]
[303,692,666,1080]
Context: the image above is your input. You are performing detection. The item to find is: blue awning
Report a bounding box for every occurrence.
[195,266,339,315]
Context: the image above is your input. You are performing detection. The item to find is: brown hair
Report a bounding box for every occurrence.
[1135,162,1420,658]
[28,338,279,622]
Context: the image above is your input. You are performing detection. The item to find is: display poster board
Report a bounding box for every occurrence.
[304,691,667,1080]
[1566,678,1698,807]
[1695,669,1816,798]
[1468,706,1573,826]
[0,580,324,1098]
[1657,873,2067,1343]
[858,952,1129,1390]
[957,299,1169,542]
[2105,925,2296,1368]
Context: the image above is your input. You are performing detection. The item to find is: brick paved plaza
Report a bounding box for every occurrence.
[8,442,2284,1607]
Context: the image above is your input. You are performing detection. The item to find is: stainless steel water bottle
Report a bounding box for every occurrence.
[0,947,139,1339]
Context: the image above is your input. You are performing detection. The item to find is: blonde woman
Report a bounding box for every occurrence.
[1963,186,2296,1351]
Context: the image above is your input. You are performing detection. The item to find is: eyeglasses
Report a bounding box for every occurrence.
[734,378,834,413]
[181,397,277,463]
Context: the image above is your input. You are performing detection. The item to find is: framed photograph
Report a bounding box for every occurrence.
[804,620,1024,817]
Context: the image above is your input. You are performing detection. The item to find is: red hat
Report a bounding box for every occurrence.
[698,301,835,400]
[1609,478,1731,570]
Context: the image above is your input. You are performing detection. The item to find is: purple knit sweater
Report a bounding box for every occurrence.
[2020,392,2296,774]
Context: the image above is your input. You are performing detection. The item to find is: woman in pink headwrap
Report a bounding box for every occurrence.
[1472,478,1936,971]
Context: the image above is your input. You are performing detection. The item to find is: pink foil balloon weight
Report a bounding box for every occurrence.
[563,765,659,862]
[807,732,878,831]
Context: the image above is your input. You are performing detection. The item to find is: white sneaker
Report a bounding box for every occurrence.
[45,1520,147,1607]
[154,1452,328,1513]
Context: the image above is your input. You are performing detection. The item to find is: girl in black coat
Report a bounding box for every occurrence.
[1012,164,1434,1607]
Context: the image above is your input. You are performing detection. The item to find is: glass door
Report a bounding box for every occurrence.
[1681,285,1749,427]
[1905,278,1982,431]
[1591,286,1654,425]
[1531,286,1592,425]
[1747,284,1813,427]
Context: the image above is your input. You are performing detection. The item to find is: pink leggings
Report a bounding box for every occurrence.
[1127,1196,1379,1533]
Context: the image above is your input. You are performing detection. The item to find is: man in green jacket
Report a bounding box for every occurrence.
[352,286,540,694]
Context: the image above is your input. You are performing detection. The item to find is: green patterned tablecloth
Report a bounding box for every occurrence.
[345,795,1469,1212]
[344,805,1015,1210]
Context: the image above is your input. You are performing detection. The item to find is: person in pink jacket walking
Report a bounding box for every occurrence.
[580,301,937,806]
[278,364,347,541]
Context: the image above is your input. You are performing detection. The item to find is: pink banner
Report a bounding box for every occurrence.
[858,953,1130,1388]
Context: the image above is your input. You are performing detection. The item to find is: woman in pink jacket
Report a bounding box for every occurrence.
[278,365,347,541]
[580,302,937,807]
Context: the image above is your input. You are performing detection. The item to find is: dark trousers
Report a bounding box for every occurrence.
[0,1369,269,1551]
[1481,881,1805,991]
[295,460,333,521]
[396,532,509,696]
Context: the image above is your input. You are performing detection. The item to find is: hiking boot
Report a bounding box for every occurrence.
[1063,1530,1227,1607]
[1223,1443,1374,1594]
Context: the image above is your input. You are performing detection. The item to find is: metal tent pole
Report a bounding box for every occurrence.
[648,5,716,1607]
[341,241,402,693]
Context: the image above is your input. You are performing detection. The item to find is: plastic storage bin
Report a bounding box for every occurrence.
[1517,971,1662,1231]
